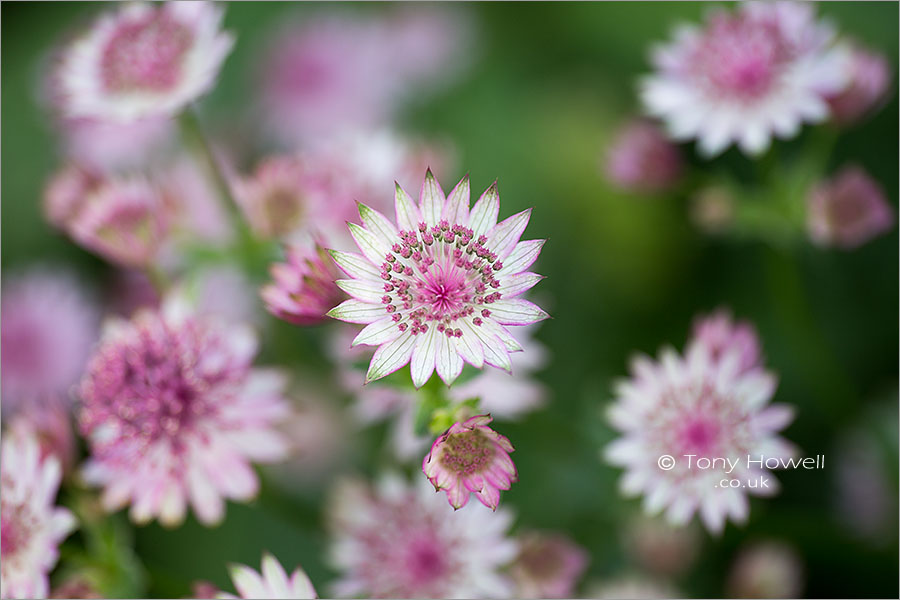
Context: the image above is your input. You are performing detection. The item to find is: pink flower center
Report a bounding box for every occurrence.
[438,429,495,476]
[101,11,193,93]
[678,417,721,455]
[404,534,448,585]
[379,220,504,339]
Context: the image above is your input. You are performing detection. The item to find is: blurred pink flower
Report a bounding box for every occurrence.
[220,554,317,599]
[688,309,762,374]
[510,531,589,598]
[328,475,517,598]
[423,414,517,510]
[1,268,99,418]
[807,165,894,249]
[43,164,104,229]
[826,44,892,126]
[78,294,290,526]
[54,1,233,122]
[642,1,849,156]
[623,515,700,576]
[1,427,77,599]
[262,241,343,326]
[8,405,77,477]
[605,120,682,193]
[727,541,804,598]
[605,330,795,534]
[327,171,548,388]
[56,116,175,172]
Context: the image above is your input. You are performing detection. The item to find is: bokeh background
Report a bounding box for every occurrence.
[2,2,898,598]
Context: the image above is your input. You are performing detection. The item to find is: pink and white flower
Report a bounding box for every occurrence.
[77,294,290,527]
[55,1,234,122]
[605,324,796,534]
[423,414,517,510]
[826,44,892,126]
[510,531,589,599]
[1,427,77,599]
[688,309,762,374]
[219,554,317,599]
[262,241,342,326]
[327,171,548,388]
[807,165,895,249]
[1,269,99,419]
[328,474,517,598]
[641,1,849,156]
[605,120,682,193]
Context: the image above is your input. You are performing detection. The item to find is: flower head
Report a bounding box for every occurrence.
[1,427,77,599]
[43,164,104,229]
[807,165,895,249]
[423,414,517,510]
[78,294,290,526]
[328,475,517,598]
[1,268,99,418]
[510,531,589,599]
[688,309,762,374]
[219,553,317,599]
[642,1,848,156]
[55,1,234,122]
[826,44,892,126]
[605,120,682,193]
[262,241,342,326]
[605,319,795,534]
[327,170,548,388]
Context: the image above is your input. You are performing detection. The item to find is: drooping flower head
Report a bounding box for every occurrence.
[807,165,895,249]
[1,268,99,419]
[605,318,796,534]
[510,531,589,599]
[328,170,548,388]
[328,475,518,598]
[826,44,892,126]
[262,240,343,326]
[55,1,234,122]
[423,414,517,510]
[1,427,77,599]
[605,120,682,193]
[642,1,849,156]
[78,294,290,526]
[688,309,762,374]
[219,553,317,599]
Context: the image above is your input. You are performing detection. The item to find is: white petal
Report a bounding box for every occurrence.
[419,169,445,226]
[357,203,398,248]
[410,326,438,388]
[435,333,464,385]
[394,183,421,232]
[352,316,402,347]
[335,279,385,303]
[326,299,385,324]
[487,298,549,326]
[348,222,390,267]
[468,182,500,237]
[501,239,545,275]
[496,272,543,298]
[329,250,380,280]
[486,209,531,261]
[443,174,470,224]
[366,333,416,383]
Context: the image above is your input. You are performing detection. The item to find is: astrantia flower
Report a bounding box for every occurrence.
[642,1,848,156]
[55,1,234,122]
[605,120,682,193]
[605,333,796,534]
[826,44,892,126]
[328,475,518,598]
[1,427,77,599]
[78,294,290,526]
[1,269,99,419]
[327,171,548,388]
[423,414,517,510]
[262,241,342,325]
[43,164,104,229]
[688,309,762,374]
[510,531,589,599]
[219,554,317,599]
[807,165,895,249]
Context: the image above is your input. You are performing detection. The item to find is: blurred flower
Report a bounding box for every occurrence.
[423,414,517,510]
[726,541,804,598]
[56,116,175,172]
[43,163,104,229]
[688,309,762,374]
[191,581,221,599]
[826,44,892,126]
[642,1,848,156]
[258,10,468,147]
[50,576,103,599]
[327,475,517,598]
[587,575,678,600]
[689,186,736,234]
[262,241,342,326]
[605,323,795,534]
[1,427,77,599]
[605,120,682,193]
[219,553,317,599]
[807,165,894,249]
[1,268,99,418]
[623,515,700,576]
[8,405,77,477]
[54,1,234,122]
[327,171,548,387]
[78,293,290,526]
[510,531,589,598]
